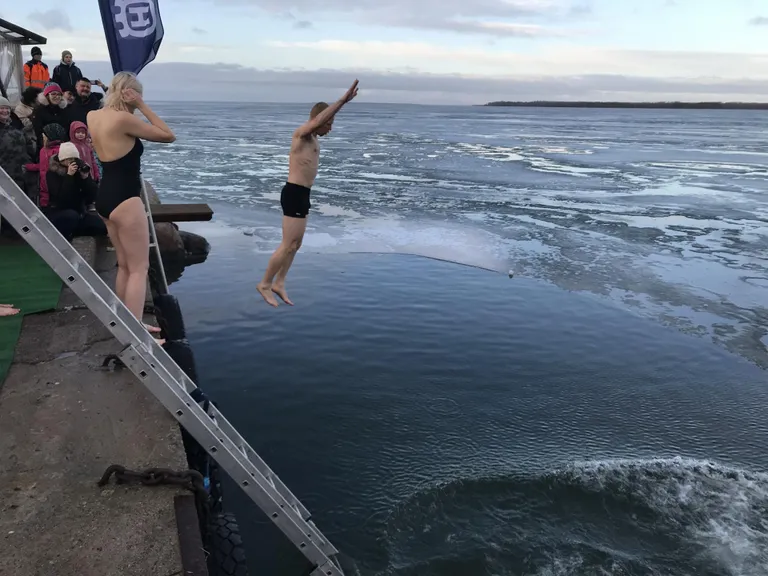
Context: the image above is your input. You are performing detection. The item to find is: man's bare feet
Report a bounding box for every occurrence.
[0,304,20,317]
[272,285,294,306]
[143,323,162,333]
[257,283,279,307]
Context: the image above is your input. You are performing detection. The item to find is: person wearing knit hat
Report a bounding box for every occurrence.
[43,83,63,98]
[43,136,106,242]
[24,47,49,89]
[52,50,83,96]
[0,96,24,131]
[42,122,67,144]
[57,142,80,161]
[37,122,68,207]
[33,84,69,150]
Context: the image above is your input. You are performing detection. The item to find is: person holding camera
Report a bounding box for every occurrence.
[43,142,107,241]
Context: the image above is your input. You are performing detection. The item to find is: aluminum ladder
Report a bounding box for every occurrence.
[139,175,169,294]
[0,168,345,576]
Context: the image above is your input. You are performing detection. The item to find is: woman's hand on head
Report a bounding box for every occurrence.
[122,88,144,107]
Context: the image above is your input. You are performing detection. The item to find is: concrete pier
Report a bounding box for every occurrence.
[0,236,204,576]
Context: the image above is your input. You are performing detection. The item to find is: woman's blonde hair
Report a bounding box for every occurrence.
[103,71,143,113]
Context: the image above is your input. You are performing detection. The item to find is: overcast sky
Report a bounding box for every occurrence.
[3,0,767,103]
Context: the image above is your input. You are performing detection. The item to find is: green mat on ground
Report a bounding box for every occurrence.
[0,242,62,384]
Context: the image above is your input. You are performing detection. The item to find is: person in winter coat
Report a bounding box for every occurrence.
[37,123,67,208]
[43,142,106,241]
[14,87,42,155]
[67,78,107,126]
[52,51,83,98]
[68,121,100,182]
[24,46,50,89]
[0,97,32,190]
[32,83,69,148]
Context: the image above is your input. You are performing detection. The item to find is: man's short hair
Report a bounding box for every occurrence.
[310,102,329,118]
[78,77,91,84]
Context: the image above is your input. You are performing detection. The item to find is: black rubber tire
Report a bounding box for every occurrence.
[206,512,249,576]
[152,293,187,341]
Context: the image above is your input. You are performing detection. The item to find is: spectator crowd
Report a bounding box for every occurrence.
[1,46,109,242]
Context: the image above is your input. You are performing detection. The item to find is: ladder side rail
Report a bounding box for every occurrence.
[140,176,169,294]
[207,402,313,520]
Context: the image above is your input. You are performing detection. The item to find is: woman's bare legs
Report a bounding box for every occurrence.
[0,304,20,317]
[103,217,128,301]
[109,197,163,341]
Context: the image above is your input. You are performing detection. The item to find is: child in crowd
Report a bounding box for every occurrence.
[68,121,100,212]
[69,121,101,182]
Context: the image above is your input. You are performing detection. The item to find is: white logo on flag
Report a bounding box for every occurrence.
[113,0,158,39]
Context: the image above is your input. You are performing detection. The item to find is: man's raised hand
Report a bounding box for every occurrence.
[343,79,359,104]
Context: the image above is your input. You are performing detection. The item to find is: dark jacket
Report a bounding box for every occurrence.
[0,121,31,189]
[67,93,104,126]
[33,100,70,148]
[52,62,83,95]
[9,112,36,160]
[45,154,98,213]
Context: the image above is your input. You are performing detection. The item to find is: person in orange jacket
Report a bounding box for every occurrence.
[24,47,50,89]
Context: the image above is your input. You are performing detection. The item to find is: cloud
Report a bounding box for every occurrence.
[210,0,583,38]
[293,20,313,29]
[263,40,768,80]
[75,60,768,105]
[192,27,208,34]
[749,16,768,25]
[393,18,558,37]
[28,9,73,32]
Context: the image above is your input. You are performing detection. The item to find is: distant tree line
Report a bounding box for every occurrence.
[484,101,768,110]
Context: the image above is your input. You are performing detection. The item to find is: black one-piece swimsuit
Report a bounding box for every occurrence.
[95,138,144,219]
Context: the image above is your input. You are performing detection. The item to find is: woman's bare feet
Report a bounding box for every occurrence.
[0,304,20,317]
[272,284,294,306]
[257,283,279,307]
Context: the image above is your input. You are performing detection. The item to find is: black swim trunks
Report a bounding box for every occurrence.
[280,182,311,219]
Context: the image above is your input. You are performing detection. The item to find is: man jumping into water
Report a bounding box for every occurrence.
[257,79,359,307]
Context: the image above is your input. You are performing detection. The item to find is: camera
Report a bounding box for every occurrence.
[73,158,90,174]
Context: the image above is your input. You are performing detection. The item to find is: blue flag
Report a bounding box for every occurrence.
[98,0,165,75]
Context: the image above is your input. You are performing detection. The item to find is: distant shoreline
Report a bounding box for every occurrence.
[483,101,768,110]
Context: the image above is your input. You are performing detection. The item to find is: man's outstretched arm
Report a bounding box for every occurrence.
[296,79,359,137]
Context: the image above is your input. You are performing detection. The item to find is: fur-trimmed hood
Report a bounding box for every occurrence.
[48,154,68,175]
[36,92,68,109]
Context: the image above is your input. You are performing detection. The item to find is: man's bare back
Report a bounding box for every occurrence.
[288,133,320,188]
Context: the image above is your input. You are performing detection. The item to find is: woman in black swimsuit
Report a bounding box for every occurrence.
[87,72,175,338]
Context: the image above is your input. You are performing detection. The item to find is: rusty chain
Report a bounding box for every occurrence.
[98,465,206,496]
[97,464,211,525]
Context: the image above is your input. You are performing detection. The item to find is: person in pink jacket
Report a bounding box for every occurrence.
[68,121,100,182]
